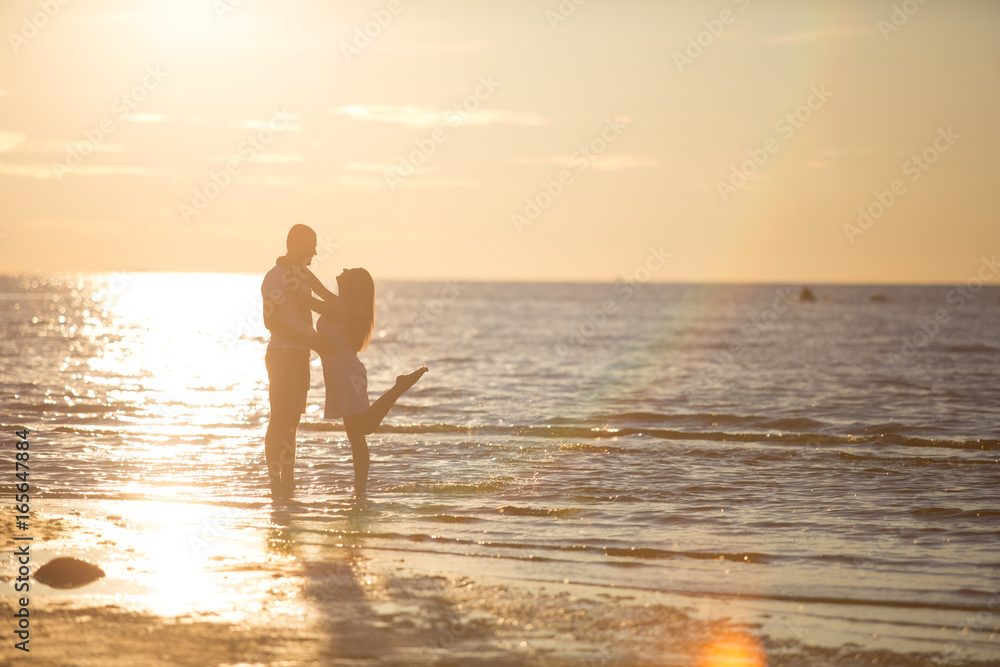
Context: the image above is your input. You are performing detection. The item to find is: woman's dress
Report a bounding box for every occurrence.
[317,315,370,419]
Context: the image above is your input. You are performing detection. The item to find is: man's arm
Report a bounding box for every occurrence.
[263,298,337,356]
[305,295,343,319]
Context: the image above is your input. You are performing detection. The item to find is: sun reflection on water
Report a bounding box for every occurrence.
[88,273,267,420]
[103,500,286,620]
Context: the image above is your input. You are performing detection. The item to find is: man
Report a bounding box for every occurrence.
[261,224,335,499]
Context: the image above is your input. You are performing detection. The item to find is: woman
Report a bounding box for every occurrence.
[297,265,427,498]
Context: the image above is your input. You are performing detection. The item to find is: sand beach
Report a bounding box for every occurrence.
[4,497,997,667]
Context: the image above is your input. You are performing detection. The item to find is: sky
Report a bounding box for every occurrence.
[0,0,997,284]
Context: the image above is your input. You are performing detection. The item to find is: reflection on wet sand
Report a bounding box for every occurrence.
[7,501,992,665]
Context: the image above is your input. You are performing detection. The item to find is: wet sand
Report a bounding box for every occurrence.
[0,501,993,666]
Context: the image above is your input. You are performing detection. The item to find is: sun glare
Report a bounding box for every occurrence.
[95,273,265,420]
[105,501,273,618]
[698,632,767,667]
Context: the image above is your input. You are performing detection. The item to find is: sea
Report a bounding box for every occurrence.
[2,273,999,663]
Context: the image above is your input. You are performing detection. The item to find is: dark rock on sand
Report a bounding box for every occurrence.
[34,557,106,589]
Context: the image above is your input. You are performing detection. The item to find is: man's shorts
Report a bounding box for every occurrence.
[265,348,311,416]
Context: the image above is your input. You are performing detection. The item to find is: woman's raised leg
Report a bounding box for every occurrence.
[353,366,428,435]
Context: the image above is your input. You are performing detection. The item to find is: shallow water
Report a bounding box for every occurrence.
[2,273,999,661]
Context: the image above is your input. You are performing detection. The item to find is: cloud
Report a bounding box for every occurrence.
[123,113,169,123]
[0,162,175,180]
[331,105,546,128]
[764,26,873,45]
[381,40,487,56]
[232,175,298,187]
[0,163,54,179]
[402,176,483,188]
[334,174,481,189]
[226,115,303,132]
[802,159,831,170]
[508,153,661,171]
[590,155,661,171]
[342,162,397,172]
[202,152,304,165]
[22,217,132,233]
[243,153,304,163]
[0,132,26,153]
[78,10,216,28]
[0,138,131,156]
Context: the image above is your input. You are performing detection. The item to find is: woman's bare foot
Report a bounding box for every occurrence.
[395,366,428,393]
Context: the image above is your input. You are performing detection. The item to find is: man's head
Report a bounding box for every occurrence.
[286,224,317,265]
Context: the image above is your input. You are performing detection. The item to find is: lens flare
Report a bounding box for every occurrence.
[698,632,766,667]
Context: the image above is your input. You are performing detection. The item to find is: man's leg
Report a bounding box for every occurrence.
[265,348,309,500]
[278,413,301,497]
[265,411,297,498]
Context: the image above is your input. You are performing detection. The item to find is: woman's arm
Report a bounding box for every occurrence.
[306,294,343,319]
[302,267,339,303]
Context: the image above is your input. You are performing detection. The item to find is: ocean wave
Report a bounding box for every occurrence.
[380,479,511,495]
[26,415,998,453]
[940,343,999,354]
[364,530,778,564]
[5,401,137,414]
[580,411,831,433]
[414,513,484,524]
[297,421,1000,452]
[907,507,1000,520]
[497,506,584,518]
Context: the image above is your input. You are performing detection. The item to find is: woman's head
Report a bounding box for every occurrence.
[337,268,375,352]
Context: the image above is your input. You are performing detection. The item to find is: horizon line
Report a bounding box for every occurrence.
[1,271,997,288]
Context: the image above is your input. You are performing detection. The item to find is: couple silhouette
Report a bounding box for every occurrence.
[261,224,427,500]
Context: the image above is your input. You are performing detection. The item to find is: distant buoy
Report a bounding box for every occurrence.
[798,287,816,302]
[34,557,106,589]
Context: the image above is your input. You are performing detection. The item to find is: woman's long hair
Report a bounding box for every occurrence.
[337,268,375,352]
